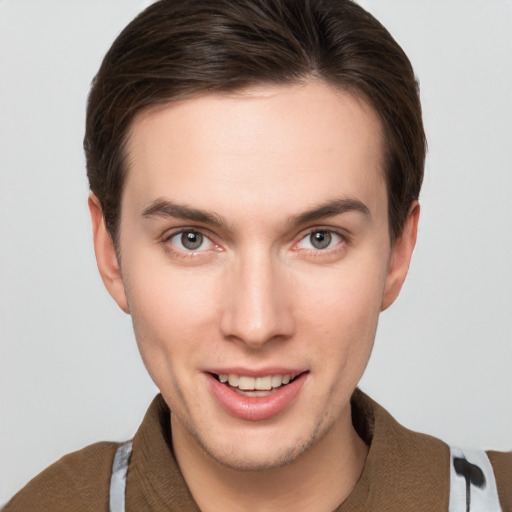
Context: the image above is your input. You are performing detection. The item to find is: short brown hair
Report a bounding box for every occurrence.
[84,0,425,245]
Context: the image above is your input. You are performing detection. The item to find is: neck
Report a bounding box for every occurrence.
[171,409,368,512]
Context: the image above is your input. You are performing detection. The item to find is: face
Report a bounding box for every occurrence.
[91,81,417,471]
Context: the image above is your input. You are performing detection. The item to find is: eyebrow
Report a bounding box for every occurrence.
[141,196,370,228]
[142,199,226,228]
[290,197,370,226]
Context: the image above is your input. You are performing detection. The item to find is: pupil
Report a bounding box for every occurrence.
[182,231,203,250]
[311,231,331,249]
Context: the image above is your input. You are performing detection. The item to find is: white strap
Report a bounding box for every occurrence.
[109,440,133,512]
[449,446,502,512]
[109,441,503,511]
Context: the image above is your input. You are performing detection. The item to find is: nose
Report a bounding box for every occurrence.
[219,249,295,348]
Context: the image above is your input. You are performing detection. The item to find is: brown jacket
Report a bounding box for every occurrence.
[4,390,511,511]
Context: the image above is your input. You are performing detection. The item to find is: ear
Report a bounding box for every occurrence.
[88,194,130,314]
[381,201,420,311]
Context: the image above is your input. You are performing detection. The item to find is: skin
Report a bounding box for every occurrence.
[90,81,419,511]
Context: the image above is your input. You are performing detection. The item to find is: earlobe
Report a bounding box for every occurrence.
[381,202,420,311]
[88,194,130,314]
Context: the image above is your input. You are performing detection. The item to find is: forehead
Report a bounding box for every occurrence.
[123,81,386,224]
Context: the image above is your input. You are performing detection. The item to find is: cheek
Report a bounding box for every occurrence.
[122,262,221,377]
[294,255,388,363]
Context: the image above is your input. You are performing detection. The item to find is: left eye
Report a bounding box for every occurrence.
[297,230,342,250]
[169,230,214,251]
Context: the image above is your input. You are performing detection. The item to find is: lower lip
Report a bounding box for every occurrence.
[207,372,307,421]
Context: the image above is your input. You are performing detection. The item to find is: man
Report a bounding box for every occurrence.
[4,0,510,510]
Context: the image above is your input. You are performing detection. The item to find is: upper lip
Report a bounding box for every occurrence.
[205,367,307,378]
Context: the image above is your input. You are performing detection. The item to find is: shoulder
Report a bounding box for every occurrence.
[352,390,512,510]
[3,441,118,512]
[487,449,512,510]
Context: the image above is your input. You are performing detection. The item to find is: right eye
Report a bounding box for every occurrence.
[167,230,215,252]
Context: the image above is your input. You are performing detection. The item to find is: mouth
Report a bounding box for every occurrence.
[210,372,303,397]
[207,370,308,421]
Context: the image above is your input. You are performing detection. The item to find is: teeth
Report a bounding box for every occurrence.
[255,376,272,390]
[227,374,239,387]
[218,373,293,391]
[271,375,283,388]
[238,376,255,390]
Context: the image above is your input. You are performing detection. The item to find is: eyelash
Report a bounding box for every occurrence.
[162,228,219,258]
[294,229,346,252]
[161,227,348,258]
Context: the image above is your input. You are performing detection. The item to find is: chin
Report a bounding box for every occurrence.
[203,441,310,472]
[196,417,328,472]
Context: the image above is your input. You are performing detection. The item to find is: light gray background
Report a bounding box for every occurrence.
[1,0,511,504]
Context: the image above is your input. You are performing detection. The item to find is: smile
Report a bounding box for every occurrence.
[217,373,295,393]
[208,371,307,420]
